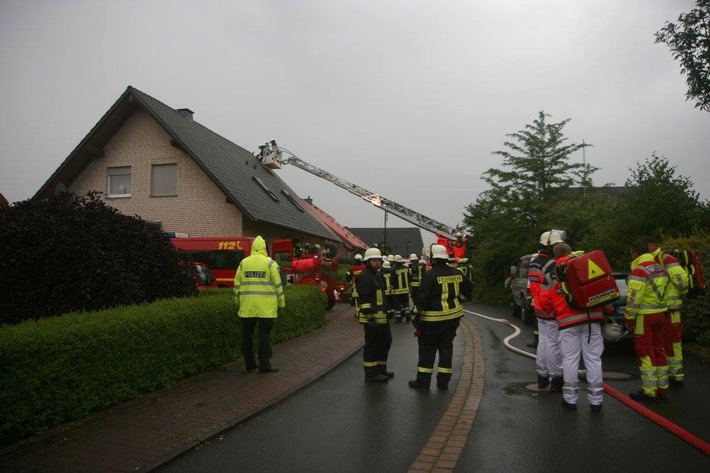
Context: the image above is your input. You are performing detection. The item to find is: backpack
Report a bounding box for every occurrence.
[671,249,705,297]
[555,250,620,310]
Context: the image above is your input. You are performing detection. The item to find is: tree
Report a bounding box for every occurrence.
[0,192,197,325]
[655,0,710,112]
[480,111,596,229]
[621,153,706,239]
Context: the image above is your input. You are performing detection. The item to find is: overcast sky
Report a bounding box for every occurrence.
[1,0,708,245]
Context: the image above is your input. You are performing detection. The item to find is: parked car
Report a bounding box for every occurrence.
[607,271,629,329]
[507,253,537,324]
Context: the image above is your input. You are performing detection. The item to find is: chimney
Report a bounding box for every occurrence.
[177,108,194,120]
[304,195,313,205]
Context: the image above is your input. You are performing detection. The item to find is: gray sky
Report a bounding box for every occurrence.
[2,0,709,245]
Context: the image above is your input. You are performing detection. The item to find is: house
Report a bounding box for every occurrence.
[35,86,339,248]
[0,192,8,211]
[348,227,425,259]
[302,197,368,259]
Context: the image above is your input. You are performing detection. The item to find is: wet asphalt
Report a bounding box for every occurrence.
[160,301,710,472]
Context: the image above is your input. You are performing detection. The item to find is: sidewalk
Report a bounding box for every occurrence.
[0,305,364,473]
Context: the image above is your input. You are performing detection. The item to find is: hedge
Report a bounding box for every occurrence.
[0,285,326,446]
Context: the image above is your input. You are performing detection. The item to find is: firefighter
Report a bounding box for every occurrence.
[345,253,365,308]
[381,258,395,320]
[233,235,285,374]
[391,254,412,323]
[539,243,605,412]
[356,247,393,382]
[626,238,671,402]
[409,253,425,301]
[529,229,566,391]
[409,244,473,389]
[641,236,689,387]
[452,232,467,260]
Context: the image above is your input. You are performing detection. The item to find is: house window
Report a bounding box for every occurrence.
[151,163,177,196]
[252,176,279,201]
[281,189,304,212]
[107,166,131,197]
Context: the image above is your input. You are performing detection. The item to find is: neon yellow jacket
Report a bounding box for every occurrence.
[233,236,285,318]
[624,253,669,320]
[651,247,689,310]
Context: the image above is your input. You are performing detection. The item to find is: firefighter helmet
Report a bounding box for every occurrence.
[430,244,449,260]
[353,253,363,262]
[394,255,404,263]
[382,260,391,269]
[410,253,418,260]
[363,248,383,261]
[539,229,566,246]
[387,254,394,262]
[602,321,625,342]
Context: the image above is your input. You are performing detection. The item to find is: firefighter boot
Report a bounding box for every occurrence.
[408,374,431,389]
[537,375,549,389]
[365,367,389,383]
[550,376,564,392]
[526,333,539,348]
[378,365,395,379]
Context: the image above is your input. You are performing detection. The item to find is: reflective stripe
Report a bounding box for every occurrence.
[363,361,378,367]
[438,367,453,374]
[418,366,434,374]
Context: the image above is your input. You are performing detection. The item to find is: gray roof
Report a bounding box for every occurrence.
[348,227,425,257]
[36,86,336,241]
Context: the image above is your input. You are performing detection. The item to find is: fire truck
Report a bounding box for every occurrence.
[258,140,466,256]
[170,235,344,310]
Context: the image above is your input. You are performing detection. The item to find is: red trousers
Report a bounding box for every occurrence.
[632,312,668,397]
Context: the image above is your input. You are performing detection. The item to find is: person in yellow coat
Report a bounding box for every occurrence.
[234,236,285,374]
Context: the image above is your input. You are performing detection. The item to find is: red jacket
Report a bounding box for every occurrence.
[539,255,604,329]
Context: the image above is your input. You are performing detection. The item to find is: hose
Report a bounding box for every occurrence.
[463,308,710,457]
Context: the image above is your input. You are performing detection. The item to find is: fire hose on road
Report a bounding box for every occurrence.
[464,308,710,456]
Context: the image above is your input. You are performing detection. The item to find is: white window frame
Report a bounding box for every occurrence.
[107,166,131,198]
[151,163,177,197]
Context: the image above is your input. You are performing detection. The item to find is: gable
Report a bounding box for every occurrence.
[35,86,337,241]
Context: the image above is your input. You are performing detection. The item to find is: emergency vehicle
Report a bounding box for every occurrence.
[170,236,344,310]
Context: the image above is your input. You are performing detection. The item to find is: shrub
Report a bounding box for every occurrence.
[0,192,196,325]
[0,285,326,445]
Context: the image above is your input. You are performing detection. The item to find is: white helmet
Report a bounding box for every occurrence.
[394,255,404,263]
[363,247,383,261]
[539,229,566,246]
[382,260,391,269]
[455,231,463,238]
[602,321,626,342]
[387,254,394,262]
[430,244,449,260]
[410,253,418,260]
[353,253,363,262]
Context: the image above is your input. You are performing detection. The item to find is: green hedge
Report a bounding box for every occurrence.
[0,285,326,446]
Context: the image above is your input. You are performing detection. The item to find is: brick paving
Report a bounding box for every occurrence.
[409,317,484,472]
[0,306,485,473]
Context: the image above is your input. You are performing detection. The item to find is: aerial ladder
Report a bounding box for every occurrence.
[257,140,466,255]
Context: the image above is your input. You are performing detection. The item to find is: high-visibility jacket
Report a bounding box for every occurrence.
[415,261,473,322]
[651,247,688,310]
[410,261,426,288]
[539,255,604,329]
[233,236,285,318]
[381,266,393,295]
[356,266,388,324]
[624,253,669,320]
[345,263,366,298]
[391,262,411,295]
[528,250,556,319]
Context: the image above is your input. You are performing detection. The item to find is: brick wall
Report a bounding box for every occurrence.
[69,109,244,236]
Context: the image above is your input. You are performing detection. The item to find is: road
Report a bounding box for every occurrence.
[159,301,710,472]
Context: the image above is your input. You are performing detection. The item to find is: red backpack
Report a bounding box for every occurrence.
[555,250,620,310]
[671,249,705,297]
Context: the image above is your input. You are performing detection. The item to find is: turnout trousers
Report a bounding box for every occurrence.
[632,312,669,398]
[664,310,684,382]
[536,318,563,380]
[558,323,604,406]
[363,323,393,374]
[415,318,461,386]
